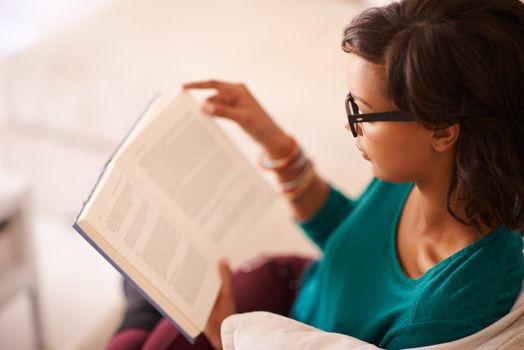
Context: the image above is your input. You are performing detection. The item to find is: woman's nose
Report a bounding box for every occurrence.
[344,122,364,137]
[356,122,364,136]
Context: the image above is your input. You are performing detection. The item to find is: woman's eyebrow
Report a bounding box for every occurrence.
[352,94,373,110]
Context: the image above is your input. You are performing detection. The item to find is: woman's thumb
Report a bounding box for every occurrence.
[218,259,233,295]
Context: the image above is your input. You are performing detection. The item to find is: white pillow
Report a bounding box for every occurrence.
[221,280,524,350]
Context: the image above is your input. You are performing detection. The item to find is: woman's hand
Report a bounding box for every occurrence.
[204,260,236,350]
[183,80,292,154]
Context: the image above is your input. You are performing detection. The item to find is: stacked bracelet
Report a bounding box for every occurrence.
[280,160,313,192]
[257,138,300,171]
[281,161,317,201]
[258,137,316,201]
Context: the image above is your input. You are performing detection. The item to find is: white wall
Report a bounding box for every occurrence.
[0,0,374,221]
[0,0,119,59]
[0,1,380,348]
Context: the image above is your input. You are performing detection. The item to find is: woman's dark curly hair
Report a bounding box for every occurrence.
[342,0,524,234]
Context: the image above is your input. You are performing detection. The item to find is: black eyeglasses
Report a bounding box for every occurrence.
[345,93,416,137]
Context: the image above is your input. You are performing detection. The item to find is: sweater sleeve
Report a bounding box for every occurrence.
[294,185,356,250]
[383,320,482,350]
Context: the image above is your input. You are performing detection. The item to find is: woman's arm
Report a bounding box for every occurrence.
[183,80,330,222]
[259,131,331,222]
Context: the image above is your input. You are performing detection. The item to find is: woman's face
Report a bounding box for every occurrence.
[346,53,436,183]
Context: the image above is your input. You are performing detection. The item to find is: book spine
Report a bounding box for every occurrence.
[72,93,162,225]
[71,222,198,343]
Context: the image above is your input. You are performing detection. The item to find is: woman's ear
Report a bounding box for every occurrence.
[431,123,460,153]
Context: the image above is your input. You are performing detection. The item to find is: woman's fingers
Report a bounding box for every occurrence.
[204,93,242,119]
[183,80,237,93]
[182,80,222,89]
[203,101,244,123]
[184,81,242,120]
[206,94,236,106]
[183,80,275,142]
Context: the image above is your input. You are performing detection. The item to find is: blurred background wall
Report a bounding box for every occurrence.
[0,0,383,348]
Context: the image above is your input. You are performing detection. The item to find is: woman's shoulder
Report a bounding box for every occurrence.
[410,228,524,328]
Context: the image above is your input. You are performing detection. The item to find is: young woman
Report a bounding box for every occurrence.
[108,0,524,349]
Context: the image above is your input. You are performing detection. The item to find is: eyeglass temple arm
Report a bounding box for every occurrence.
[352,111,415,122]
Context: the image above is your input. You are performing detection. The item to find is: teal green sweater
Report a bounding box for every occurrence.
[290,178,524,349]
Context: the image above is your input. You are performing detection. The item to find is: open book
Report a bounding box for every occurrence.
[73,91,276,341]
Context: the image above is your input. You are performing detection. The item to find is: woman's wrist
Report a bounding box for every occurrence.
[255,131,329,221]
[261,132,295,159]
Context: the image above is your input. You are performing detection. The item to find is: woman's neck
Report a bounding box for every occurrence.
[412,174,492,245]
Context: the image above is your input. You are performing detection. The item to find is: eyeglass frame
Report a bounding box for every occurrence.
[345,93,416,137]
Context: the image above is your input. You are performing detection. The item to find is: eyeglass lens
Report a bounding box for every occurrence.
[347,96,360,136]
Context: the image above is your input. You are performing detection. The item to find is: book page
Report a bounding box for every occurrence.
[76,91,276,337]
[115,92,275,250]
[79,164,221,333]
[113,94,166,160]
